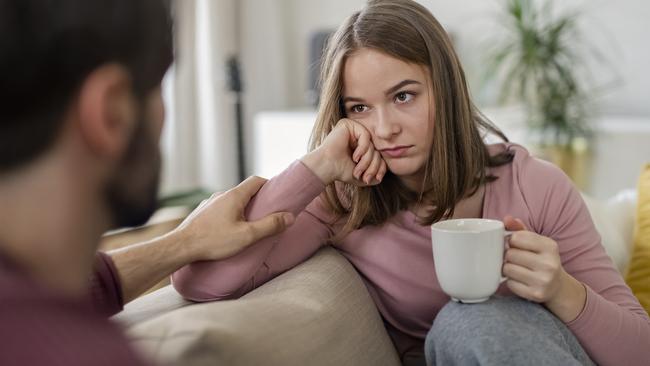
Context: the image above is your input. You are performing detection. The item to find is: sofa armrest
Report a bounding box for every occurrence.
[118,247,401,366]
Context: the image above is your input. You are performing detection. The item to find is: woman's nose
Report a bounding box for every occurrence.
[374,108,400,140]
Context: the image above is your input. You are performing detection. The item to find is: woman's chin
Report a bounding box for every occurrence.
[386,162,421,178]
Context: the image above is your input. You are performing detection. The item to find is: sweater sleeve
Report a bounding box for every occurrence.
[171,160,335,301]
[517,150,650,366]
[91,252,124,317]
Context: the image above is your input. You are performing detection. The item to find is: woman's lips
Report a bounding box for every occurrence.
[380,145,412,158]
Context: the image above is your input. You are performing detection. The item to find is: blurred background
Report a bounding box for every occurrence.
[157,0,650,208]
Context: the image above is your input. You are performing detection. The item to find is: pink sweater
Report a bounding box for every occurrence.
[173,143,650,365]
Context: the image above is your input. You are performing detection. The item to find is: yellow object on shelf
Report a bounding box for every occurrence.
[531,137,592,192]
[625,164,650,315]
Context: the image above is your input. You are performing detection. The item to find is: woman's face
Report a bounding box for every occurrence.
[342,47,434,190]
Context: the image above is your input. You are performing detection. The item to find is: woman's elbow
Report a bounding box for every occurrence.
[171,265,234,302]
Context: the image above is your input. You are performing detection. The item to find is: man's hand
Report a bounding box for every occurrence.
[173,176,295,262]
[108,176,294,304]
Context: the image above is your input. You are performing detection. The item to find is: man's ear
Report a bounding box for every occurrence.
[76,63,136,160]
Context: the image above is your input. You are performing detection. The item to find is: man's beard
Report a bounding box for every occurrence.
[105,117,161,229]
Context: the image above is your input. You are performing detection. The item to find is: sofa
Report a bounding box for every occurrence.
[112,189,640,366]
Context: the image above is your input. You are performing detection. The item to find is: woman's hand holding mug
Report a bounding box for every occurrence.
[502,215,587,322]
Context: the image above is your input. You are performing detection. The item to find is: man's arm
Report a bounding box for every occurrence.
[107,176,295,304]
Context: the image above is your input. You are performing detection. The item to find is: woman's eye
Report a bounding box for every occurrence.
[395,92,414,104]
[351,105,367,113]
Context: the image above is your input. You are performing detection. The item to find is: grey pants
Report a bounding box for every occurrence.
[424,296,594,366]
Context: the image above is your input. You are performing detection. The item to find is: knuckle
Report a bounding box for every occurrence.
[245,175,262,186]
[229,188,244,201]
[243,226,256,243]
[360,128,369,138]
[520,231,533,241]
[542,259,559,273]
[538,260,550,271]
[510,232,521,243]
[208,193,223,203]
[550,262,561,274]
[273,215,285,230]
[504,250,514,261]
[531,289,545,302]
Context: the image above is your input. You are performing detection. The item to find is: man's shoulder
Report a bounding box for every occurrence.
[0,273,149,366]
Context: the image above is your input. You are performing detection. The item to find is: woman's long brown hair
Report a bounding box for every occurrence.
[309,0,513,241]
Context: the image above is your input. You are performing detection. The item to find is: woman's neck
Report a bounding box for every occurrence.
[409,184,486,220]
[451,184,486,219]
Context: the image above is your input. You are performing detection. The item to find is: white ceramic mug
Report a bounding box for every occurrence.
[431,218,511,303]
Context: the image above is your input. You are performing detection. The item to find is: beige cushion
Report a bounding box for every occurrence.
[113,285,193,327]
[122,247,401,366]
[581,190,637,272]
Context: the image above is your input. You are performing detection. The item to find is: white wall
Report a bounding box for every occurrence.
[417,0,650,117]
[240,0,293,174]
[282,0,367,108]
[240,0,650,119]
[160,0,241,195]
[577,0,650,116]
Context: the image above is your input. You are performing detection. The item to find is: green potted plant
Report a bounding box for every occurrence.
[484,0,598,188]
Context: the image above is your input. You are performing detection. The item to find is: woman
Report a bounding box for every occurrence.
[173,1,649,365]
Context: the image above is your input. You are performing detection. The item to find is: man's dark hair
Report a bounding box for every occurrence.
[0,0,174,172]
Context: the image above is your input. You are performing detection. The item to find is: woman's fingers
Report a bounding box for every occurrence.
[349,121,371,163]
[503,262,537,285]
[505,277,537,301]
[508,231,548,253]
[504,247,538,270]
[362,150,383,184]
[353,145,374,180]
[336,118,388,185]
[376,159,387,182]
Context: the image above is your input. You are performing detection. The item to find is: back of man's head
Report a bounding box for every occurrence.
[0,0,173,173]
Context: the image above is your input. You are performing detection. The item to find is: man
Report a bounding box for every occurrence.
[0,0,293,364]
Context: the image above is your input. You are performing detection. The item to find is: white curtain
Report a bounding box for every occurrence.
[160,0,240,195]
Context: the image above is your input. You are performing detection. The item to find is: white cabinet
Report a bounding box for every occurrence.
[252,110,317,179]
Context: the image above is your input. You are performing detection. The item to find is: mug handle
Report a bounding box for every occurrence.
[500,231,514,283]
